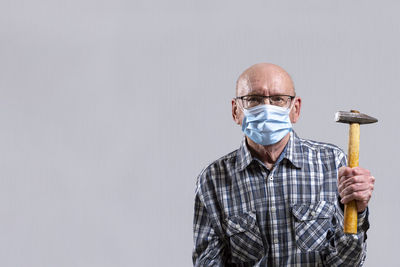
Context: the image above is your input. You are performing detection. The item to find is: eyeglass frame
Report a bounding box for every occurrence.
[235,94,296,109]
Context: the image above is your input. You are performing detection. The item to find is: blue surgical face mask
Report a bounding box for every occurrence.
[241,104,292,146]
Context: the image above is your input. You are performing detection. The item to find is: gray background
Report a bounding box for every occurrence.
[0,0,397,266]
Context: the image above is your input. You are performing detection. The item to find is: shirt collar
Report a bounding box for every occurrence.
[235,137,254,171]
[284,131,304,169]
[235,131,304,171]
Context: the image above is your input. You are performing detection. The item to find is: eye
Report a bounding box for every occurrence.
[270,96,284,102]
[242,96,264,108]
[243,96,262,103]
[270,96,287,106]
[247,96,260,102]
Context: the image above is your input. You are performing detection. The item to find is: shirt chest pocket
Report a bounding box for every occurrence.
[225,211,265,264]
[291,201,336,252]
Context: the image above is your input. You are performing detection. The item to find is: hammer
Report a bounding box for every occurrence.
[335,110,378,234]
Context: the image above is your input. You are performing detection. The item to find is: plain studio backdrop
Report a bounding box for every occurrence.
[0,0,398,266]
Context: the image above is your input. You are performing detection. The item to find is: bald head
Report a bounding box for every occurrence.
[236,63,295,97]
[232,63,301,126]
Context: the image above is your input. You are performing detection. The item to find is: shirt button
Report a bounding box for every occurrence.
[269,176,273,180]
[310,211,316,216]
[274,238,279,244]
[271,207,276,212]
[236,224,241,229]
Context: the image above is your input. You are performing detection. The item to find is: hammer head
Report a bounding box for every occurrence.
[335,110,378,124]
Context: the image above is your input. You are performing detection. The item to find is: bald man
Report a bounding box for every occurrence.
[193,63,374,266]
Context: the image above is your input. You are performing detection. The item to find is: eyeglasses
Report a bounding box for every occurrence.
[235,94,295,109]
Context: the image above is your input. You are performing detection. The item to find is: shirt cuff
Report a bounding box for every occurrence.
[357,209,366,227]
[357,207,370,234]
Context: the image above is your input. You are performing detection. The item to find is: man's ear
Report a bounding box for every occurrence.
[232,99,242,125]
[290,97,301,123]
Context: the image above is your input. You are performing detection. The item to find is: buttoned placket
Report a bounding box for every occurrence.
[266,166,280,264]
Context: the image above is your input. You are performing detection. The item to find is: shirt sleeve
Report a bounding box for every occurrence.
[323,150,370,266]
[192,176,226,266]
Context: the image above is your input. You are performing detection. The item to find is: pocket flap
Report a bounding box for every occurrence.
[292,201,335,221]
[226,211,257,236]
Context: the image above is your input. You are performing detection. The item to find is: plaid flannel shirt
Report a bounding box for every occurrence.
[193,131,369,266]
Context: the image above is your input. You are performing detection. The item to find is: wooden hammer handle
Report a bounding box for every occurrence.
[344,122,360,234]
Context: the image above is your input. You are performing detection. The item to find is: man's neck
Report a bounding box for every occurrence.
[246,133,290,170]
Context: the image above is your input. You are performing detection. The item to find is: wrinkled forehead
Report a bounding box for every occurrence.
[236,66,295,96]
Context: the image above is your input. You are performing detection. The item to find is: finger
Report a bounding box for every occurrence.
[341,182,373,196]
[340,189,373,204]
[338,175,362,193]
[371,175,376,185]
[339,177,375,199]
[352,167,371,176]
[338,166,352,181]
[339,174,375,192]
[339,167,371,184]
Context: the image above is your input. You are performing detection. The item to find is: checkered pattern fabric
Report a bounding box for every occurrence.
[193,131,369,266]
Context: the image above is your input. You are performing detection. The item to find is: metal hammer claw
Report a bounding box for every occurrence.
[335,110,378,234]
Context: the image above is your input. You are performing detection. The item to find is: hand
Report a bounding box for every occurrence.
[338,166,375,212]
